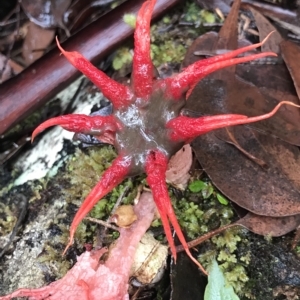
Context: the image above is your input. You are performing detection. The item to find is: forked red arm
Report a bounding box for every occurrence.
[145,150,207,275]
[56,38,133,109]
[168,52,276,100]
[165,32,277,99]
[181,31,275,74]
[167,101,300,142]
[132,0,156,98]
[31,114,120,142]
[145,151,176,259]
[63,155,132,255]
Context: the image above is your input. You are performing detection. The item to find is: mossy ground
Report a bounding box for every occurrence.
[112,1,219,75]
[170,179,251,297]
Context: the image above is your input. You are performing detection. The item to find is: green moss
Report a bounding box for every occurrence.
[0,202,17,235]
[123,13,136,28]
[170,176,250,296]
[37,242,72,279]
[110,0,122,9]
[198,227,251,296]
[162,16,171,24]
[225,265,249,293]
[183,2,202,24]
[151,218,162,227]
[173,180,233,239]
[112,2,220,75]
[150,40,187,67]
[112,47,133,71]
[182,2,217,25]
[65,146,117,201]
[212,229,242,253]
[188,180,207,193]
[149,2,215,68]
[89,178,138,220]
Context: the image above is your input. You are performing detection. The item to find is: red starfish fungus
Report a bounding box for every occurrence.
[32,0,298,274]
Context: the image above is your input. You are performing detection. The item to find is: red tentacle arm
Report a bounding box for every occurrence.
[132,0,156,98]
[56,38,133,109]
[145,150,207,275]
[169,52,276,99]
[31,114,120,142]
[146,158,176,258]
[167,101,300,142]
[166,32,277,99]
[63,155,131,255]
[183,31,275,73]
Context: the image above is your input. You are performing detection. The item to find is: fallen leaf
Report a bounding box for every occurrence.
[241,0,300,36]
[237,213,300,237]
[183,46,300,147]
[22,22,55,65]
[166,144,193,190]
[248,7,283,54]
[192,127,300,217]
[280,40,300,100]
[246,7,300,103]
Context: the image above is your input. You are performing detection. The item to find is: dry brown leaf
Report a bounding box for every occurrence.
[0,53,13,82]
[22,22,55,65]
[237,213,300,237]
[166,144,192,190]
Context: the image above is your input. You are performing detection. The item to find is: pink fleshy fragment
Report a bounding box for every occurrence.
[89,192,156,300]
[0,248,107,300]
[0,192,156,300]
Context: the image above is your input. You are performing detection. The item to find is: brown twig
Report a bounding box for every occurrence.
[0,0,181,136]
[85,217,120,231]
[175,223,241,253]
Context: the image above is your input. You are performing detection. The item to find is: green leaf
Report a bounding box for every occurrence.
[204,259,240,300]
[188,180,207,193]
[216,193,229,205]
